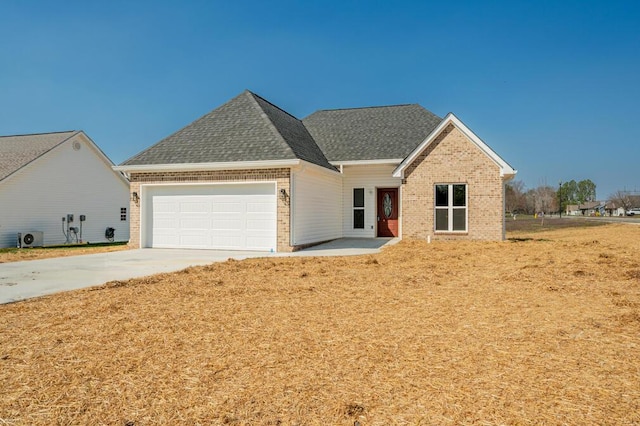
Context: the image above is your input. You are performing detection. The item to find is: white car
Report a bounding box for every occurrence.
[627,208,640,216]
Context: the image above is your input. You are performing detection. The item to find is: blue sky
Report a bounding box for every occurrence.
[1,0,639,198]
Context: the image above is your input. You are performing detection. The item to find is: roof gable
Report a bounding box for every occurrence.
[393,113,517,179]
[121,90,335,171]
[302,104,442,162]
[0,131,78,182]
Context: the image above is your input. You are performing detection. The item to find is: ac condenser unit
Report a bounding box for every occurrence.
[18,231,44,248]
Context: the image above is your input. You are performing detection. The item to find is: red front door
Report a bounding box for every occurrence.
[377,188,398,237]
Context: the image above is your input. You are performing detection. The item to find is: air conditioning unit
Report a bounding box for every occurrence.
[17,231,44,248]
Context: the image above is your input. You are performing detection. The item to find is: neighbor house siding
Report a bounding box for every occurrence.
[402,124,505,241]
[290,166,342,246]
[341,164,402,238]
[128,168,291,252]
[0,136,130,248]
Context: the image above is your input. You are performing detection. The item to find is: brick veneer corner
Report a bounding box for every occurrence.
[402,125,506,241]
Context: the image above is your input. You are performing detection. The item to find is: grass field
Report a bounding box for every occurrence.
[1,224,639,425]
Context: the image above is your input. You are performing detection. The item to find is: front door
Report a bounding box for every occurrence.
[377,188,398,237]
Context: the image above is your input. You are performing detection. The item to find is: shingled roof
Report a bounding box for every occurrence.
[302,104,442,162]
[0,131,79,182]
[121,91,335,171]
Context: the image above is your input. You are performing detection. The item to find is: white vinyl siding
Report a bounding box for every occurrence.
[291,166,342,246]
[341,164,402,238]
[143,183,276,251]
[0,135,130,248]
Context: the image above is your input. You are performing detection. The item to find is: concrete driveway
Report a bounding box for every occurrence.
[0,238,396,304]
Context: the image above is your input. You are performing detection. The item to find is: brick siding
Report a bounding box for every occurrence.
[402,124,505,241]
[127,168,292,252]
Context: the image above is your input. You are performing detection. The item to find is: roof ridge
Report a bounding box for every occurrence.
[245,91,297,158]
[246,90,303,121]
[311,104,418,113]
[0,130,78,139]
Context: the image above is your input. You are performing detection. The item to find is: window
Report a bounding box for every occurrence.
[353,188,365,229]
[435,184,467,232]
[120,207,127,221]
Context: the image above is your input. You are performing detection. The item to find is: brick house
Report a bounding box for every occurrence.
[114,90,516,252]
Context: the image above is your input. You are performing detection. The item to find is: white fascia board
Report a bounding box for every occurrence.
[392,113,517,178]
[331,159,404,167]
[113,159,301,173]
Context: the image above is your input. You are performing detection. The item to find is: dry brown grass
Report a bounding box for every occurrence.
[0,244,129,263]
[1,224,639,425]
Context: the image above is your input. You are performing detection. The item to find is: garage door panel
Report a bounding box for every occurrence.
[153,235,180,247]
[211,201,242,213]
[246,237,274,251]
[179,201,210,213]
[247,201,275,213]
[153,201,177,213]
[211,218,242,230]
[153,217,178,228]
[211,234,243,249]
[179,217,211,230]
[179,233,212,247]
[246,218,275,231]
[148,184,276,251]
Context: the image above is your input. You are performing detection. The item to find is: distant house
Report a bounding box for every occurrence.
[0,131,130,248]
[565,204,580,216]
[115,90,516,252]
[604,201,625,217]
[566,201,608,216]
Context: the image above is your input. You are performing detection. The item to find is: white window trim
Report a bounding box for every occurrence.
[434,183,468,233]
[353,188,365,229]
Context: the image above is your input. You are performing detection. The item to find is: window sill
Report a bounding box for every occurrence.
[434,231,468,235]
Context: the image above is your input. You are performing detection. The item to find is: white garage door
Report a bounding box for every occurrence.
[147,183,277,251]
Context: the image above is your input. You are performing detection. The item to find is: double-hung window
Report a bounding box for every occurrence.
[435,184,467,232]
[353,188,365,229]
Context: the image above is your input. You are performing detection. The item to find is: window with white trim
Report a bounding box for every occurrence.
[435,184,467,232]
[353,188,365,229]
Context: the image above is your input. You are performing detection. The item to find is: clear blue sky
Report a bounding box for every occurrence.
[1,0,639,199]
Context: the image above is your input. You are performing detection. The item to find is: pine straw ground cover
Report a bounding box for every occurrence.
[1,225,639,425]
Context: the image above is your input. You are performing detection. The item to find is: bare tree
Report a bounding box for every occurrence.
[505,180,527,214]
[608,190,633,213]
[533,185,558,215]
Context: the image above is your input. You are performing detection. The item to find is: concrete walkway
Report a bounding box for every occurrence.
[0,238,397,304]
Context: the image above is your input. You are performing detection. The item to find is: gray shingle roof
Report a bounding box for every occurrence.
[302,104,442,162]
[121,90,335,170]
[0,131,79,182]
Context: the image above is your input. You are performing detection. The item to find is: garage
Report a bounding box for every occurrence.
[143,183,277,251]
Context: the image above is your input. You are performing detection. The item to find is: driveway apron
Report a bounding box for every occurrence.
[0,238,396,304]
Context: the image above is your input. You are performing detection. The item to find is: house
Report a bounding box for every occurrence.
[603,201,625,217]
[0,131,130,248]
[577,201,602,216]
[114,90,516,252]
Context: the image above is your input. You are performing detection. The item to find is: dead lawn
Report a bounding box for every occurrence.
[1,224,639,425]
[0,244,129,263]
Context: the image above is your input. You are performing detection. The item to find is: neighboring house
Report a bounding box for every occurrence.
[114,90,516,252]
[0,131,130,248]
[604,202,625,217]
[565,204,580,216]
[578,201,602,216]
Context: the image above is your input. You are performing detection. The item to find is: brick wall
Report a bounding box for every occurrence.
[402,124,505,241]
[127,168,292,252]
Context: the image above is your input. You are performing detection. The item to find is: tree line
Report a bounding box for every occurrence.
[506,179,596,215]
